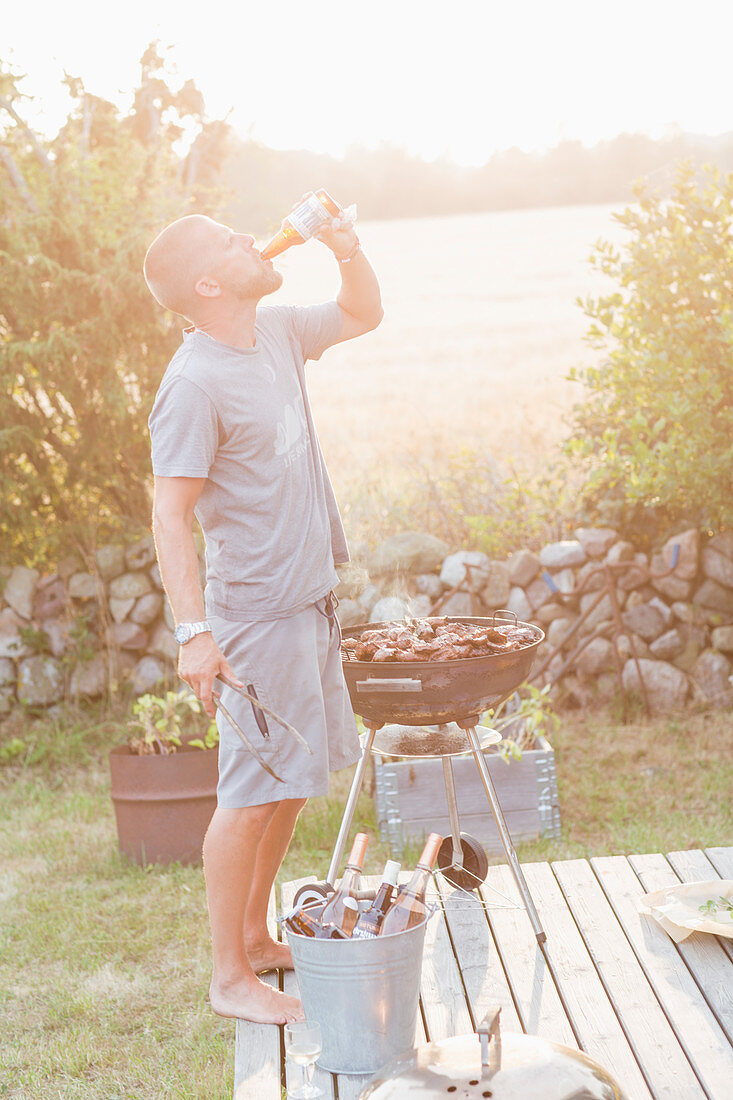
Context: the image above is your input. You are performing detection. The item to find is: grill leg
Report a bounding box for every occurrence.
[441,755,465,868]
[326,724,378,887]
[465,725,547,945]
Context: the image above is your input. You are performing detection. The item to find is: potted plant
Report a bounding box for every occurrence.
[109,688,219,867]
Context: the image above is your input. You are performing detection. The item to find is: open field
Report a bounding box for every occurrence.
[1,701,731,1098]
[266,203,627,511]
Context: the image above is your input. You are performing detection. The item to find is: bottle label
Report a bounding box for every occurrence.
[287,194,333,240]
[351,925,378,939]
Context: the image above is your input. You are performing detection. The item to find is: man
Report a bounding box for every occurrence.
[143,204,383,1025]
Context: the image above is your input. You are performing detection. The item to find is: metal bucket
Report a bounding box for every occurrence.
[286,916,429,1074]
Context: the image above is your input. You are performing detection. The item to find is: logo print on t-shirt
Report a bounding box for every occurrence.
[274,396,308,464]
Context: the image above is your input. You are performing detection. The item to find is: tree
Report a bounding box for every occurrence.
[564,163,733,544]
[0,47,231,565]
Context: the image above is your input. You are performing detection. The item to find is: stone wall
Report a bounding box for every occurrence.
[2,527,732,715]
[0,535,178,712]
[334,527,733,714]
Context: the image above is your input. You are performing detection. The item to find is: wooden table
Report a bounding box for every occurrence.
[233,847,733,1099]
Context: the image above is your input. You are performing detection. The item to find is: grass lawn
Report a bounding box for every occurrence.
[1,701,731,1098]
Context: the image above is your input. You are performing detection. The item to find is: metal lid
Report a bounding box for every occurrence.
[359,1008,628,1099]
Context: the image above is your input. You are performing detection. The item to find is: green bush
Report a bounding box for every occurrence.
[0,48,230,565]
[565,163,733,544]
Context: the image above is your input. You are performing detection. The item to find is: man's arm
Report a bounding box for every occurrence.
[316,220,384,341]
[152,475,242,716]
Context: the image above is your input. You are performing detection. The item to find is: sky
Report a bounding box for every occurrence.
[4,0,733,166]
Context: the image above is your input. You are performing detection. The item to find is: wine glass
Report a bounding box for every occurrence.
[284,1019,323,1099]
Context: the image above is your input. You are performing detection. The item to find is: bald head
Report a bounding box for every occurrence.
[144,214,282,321]
[143,215,219,320]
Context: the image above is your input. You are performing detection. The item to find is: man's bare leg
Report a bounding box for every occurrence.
[204,802,304,1024]
[244,797,307,974]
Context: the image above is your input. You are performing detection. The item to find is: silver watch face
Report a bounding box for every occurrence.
[174,622,211,645]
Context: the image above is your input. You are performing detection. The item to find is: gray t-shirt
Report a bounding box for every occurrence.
[149,301,348,621]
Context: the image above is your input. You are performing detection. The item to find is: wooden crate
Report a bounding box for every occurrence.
[373,736,560,855]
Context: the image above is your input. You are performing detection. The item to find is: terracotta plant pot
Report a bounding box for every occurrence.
[109,743,219,866]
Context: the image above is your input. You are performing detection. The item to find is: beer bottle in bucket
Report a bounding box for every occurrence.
[284,904,348,939]
[260,189,343,260]
[319,832,369,935]
[379,833,443,935]
[352,860,401,939]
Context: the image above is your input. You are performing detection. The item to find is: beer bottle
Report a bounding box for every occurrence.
[319,832,369,934]
[379,833,443,935]
[284,903,348,940]
[260,189,342,260]
[352,860,401,939]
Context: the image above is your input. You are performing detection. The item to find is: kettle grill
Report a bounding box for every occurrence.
[293,614,548,945]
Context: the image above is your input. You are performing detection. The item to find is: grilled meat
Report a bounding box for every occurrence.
[343,617,537,662]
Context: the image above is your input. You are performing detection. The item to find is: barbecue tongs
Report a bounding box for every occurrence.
[212,674,313,784]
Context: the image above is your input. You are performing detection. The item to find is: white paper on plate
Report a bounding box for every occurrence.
[638,879,733,942]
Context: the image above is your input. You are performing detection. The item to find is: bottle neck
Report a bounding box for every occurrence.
[401,862,432,899]
[372,880,395,911]
[337,864,361,894]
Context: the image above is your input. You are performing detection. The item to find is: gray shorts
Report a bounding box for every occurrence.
[209,596,361,808]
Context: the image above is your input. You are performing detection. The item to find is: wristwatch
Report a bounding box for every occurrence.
[173,620,212,645]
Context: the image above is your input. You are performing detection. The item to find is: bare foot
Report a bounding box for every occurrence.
[246,937,294,974]
[209,974,303,1024]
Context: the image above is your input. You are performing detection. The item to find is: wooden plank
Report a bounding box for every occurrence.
[232,888,283,1100]
[419,874,474,1041]
[592,855,733,1099]
[281,878,337,1100]
[434,875,524,1033]
[666,850,733,964]
[553,857,704,1099]
[479,863,578,1047]
[522,861,653,1099]
[629,853,733,1044]
[667,850,726,882]
[704,848,733,963]
[705,847,733,879]
[335,1072,381,1100]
